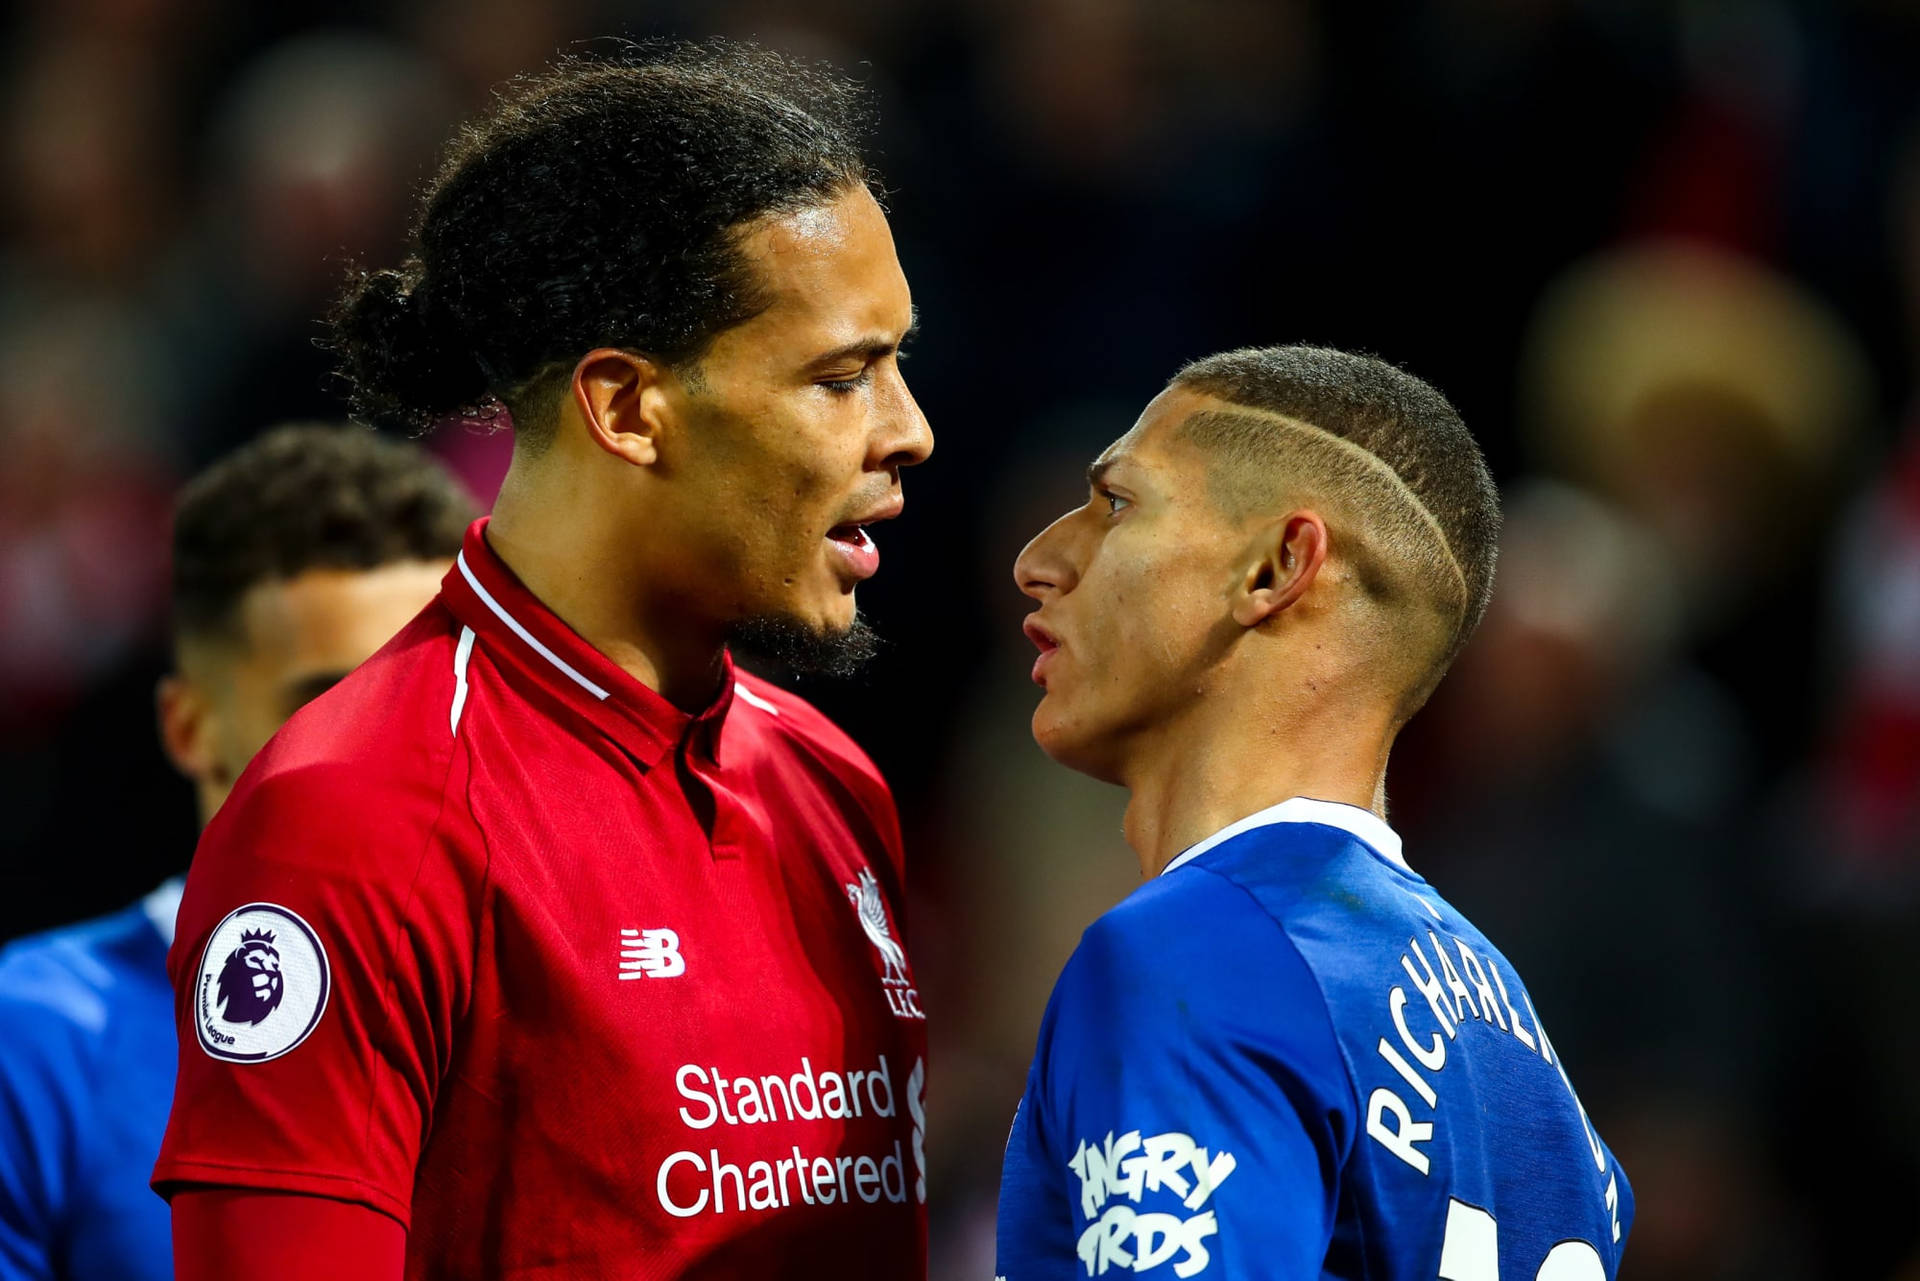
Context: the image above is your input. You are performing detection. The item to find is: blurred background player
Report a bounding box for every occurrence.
[998,347,1630,1278]
[155,42,933,1281]
[0,425,473,1281]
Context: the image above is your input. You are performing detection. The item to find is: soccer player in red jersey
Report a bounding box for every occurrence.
[155,45,934,1281]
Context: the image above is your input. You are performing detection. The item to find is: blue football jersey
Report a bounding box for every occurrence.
[0,880,180,1281]
[997,799,1632,1281]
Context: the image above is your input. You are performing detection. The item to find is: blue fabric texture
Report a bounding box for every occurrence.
[997,813,1633,1280]
[0,892,178,1281]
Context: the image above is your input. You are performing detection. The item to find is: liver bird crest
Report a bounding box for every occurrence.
[847,868,910,986]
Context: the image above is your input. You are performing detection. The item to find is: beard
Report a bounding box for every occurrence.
[726,611,882,680]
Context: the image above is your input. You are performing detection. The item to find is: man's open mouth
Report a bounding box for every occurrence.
[826,523,876,551]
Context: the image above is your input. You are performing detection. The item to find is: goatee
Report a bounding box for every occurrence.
[726,612,881,681]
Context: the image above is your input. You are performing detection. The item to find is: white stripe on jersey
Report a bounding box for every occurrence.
[457,551,610,701]
[735,684,783,716]
[450,625,476,734]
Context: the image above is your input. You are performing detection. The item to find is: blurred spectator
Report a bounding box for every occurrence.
[1756,106,1920,1281]
[1521,240,1875,776]
[1815,431,1920,892]
[0,302,176,734]
[403,0,584,106]
[3,39,183,292]
[167,31,455,457]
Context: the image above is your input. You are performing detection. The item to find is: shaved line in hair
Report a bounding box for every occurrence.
[1180,405,1470,615]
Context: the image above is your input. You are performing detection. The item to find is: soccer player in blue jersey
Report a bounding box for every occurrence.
[998,346,1632,1280]
[0,426,472,1281]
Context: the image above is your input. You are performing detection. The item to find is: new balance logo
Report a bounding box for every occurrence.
[619,928,685,979]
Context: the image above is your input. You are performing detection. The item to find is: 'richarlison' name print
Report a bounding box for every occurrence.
[1365,930,1623,1245]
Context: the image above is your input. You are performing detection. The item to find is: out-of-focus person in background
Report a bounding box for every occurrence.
[0,424,473,1281]
[998,347,1633,1280]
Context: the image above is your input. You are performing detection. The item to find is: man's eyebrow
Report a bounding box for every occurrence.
[1087,456,1125,489]
[805,306,920,371]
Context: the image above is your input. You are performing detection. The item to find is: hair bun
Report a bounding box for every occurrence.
[329,264,493,433]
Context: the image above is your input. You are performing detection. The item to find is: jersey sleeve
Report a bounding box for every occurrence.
[1017,868,1356,1280]
[152,755,483,1226]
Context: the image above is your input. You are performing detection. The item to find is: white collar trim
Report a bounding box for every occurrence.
[1159,796,1407,877]
[143,876,185,949]
[457,551,610,701]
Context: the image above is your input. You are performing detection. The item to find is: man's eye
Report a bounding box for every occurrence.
[820,369,872,394]
[1104,492,1131,516]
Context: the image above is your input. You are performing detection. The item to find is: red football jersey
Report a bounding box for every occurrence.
[154,518,929,1279]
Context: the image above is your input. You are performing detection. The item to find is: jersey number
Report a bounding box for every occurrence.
[1437,1199,1606,1281]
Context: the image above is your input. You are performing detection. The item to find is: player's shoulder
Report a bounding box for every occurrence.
[262,598,461,761]
[242,602,464,802]
[0,896,165,1058]
[1193,817,1443,947]
[1043,841,1354,1122]
[731,669,890,791]
[1067,813,1443,1018]
[1067,855,1319,1019]
[211,602,473,871]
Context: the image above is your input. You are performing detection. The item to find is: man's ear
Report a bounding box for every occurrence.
[1231,510,1328,628]
[571,348,675,468]
[157,673,219,786]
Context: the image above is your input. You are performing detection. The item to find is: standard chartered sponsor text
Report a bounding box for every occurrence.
[658,1054,919,1219]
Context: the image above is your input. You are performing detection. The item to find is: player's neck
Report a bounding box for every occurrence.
[487,478,730,713]
[1118,686,1395,878]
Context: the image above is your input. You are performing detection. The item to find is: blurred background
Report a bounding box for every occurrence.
[1,0,1917,1277]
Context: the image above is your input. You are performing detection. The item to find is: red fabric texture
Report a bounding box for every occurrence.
[173,1189,404,1280]
[155,518,929,1279]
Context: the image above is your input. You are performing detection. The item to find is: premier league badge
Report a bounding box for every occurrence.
[194,902,330,1063]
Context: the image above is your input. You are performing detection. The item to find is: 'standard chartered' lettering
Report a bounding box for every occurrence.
[658,1054,917,1222]
[676,1055,896,1129]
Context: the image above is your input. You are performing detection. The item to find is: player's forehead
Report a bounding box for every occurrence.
[728,186,913,344]
[233,561,445,667]
[1090,386,1235,487]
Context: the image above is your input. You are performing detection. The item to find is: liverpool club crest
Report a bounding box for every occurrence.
[846,868,924,1021]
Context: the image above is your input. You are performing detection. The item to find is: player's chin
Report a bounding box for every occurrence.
[727,608,880,680]
[1031,704,1123,784]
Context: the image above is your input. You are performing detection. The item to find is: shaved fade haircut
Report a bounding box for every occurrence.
[1172,345,1500,713]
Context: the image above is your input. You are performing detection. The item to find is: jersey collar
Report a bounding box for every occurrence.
[1160,796,1408,876]
[143,876,185,949]
[439,517,738,768]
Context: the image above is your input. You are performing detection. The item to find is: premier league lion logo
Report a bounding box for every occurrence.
[215,929,285,1026]
[196,903,328,1062]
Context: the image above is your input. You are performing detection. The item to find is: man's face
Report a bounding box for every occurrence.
[166,560,448,821]
[651,185,931,649]
[1013,387,1255,782]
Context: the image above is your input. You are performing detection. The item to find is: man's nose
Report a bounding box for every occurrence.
[1014,509,1080,602]
[876,370,933,471]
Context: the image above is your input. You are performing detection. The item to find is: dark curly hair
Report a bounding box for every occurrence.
[328,41,875,446]
[172,423,476,643]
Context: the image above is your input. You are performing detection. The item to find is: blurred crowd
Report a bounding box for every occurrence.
[1,0,1917,1278]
